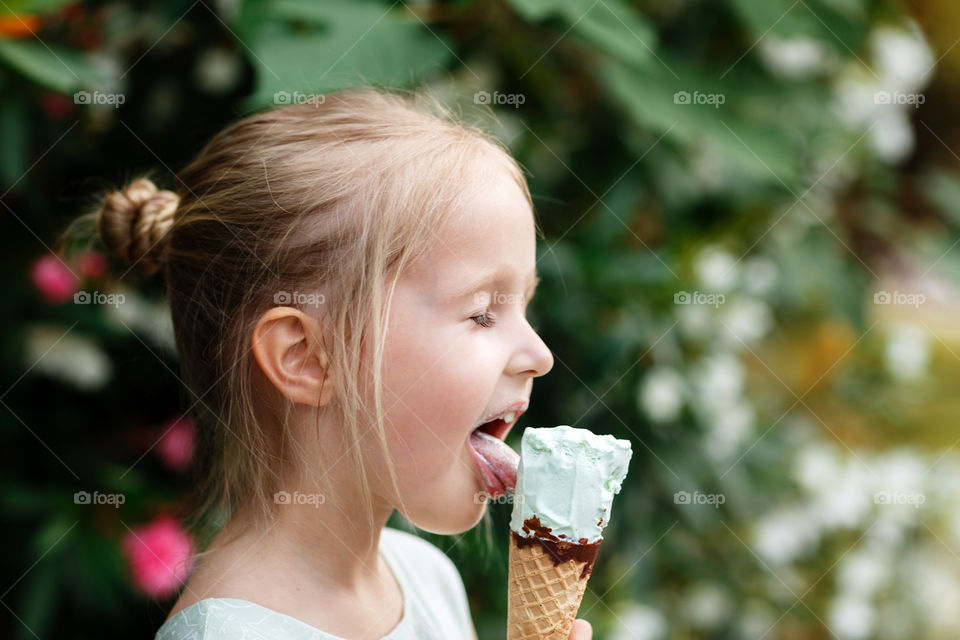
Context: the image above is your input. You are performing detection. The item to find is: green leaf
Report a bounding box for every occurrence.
[727,0,865,52]
[0,96,29,188]
[238,1,453,109]
[32,516,77,558]
[920,168,960,227]
[507,0,655,68]
[68,533,128,616]
[818,0,868,20]
[0,39,112,94]
[16,562,58,640]
[0,0,74,15]
[507,0,584,21]
[568,0,656,68]
[599,59,800,187]
[727,0,822,39]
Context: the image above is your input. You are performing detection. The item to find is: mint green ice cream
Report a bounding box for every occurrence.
[509,425,632,544]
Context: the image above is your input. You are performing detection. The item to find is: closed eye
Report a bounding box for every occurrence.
[471,312,496,327]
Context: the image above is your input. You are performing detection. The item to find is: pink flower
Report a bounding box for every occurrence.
[122,515,195,599]
[30,254,79,303]
[155,416,196,472]
[76,251,107,279]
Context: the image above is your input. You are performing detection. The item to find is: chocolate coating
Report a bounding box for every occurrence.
[512,517,602,580]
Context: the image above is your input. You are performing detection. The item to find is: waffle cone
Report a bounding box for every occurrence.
[507,534,594,640]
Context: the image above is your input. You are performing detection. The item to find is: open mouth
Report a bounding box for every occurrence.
[466,403,527,499]
[470,403,527,442]
[473,414,515,441]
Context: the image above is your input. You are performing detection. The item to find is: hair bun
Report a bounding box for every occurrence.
[98,177,179,275]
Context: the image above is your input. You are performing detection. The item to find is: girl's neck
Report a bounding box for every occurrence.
[214,500,395,594]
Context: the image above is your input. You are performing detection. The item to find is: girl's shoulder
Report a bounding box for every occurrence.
[379,527,474,635]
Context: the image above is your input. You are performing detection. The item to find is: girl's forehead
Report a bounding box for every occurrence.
[439,178,534,242]
[402,185,536,296]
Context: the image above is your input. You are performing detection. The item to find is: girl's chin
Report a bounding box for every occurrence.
[407,500,485,535]
[397,469,488,535]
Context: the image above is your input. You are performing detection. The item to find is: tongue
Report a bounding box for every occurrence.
[469,430,520,498]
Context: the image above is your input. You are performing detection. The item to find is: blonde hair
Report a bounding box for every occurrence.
[61,87,532,551]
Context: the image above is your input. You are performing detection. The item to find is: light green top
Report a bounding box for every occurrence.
[510,425,633,543]
[155,527,475,640]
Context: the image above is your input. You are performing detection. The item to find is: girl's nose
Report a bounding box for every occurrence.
[511,320,554,378]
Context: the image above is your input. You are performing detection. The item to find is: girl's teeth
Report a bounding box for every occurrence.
[502,412,516,424]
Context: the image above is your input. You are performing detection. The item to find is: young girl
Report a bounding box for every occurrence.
[82,87,593,639]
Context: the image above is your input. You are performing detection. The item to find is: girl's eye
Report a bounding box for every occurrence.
[471,311,496,328]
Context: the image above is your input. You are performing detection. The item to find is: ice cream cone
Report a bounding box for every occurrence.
[505,426,632,640]
[507,532,597,640]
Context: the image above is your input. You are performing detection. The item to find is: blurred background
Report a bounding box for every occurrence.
[4,0,960,638]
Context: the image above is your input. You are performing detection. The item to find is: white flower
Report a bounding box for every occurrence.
[828,595,875,640]
[794,441,842,494]
[683,583,731,630]
[104,289,176,352]
[720,298,774,345]
[737,600,778,639]
[759,35,833,78]
[883,324,930,380]
[24,325,112,392]
[905,549,960,635]
[869,108,915,164]
[195,46,243,95]
[870,23,934,91]
[702,398,754,462]
[832,22,934,163]
[694,247,738,292]
[677,303,714,340]
[608,602,666,640]
[639,366,686,423]
[691,351,745,408]
[811,458,874,530]
[836,546,890,599]
[832,71,880,128]
[741,256,779,295]
[874,448,926,493]
[753,505,822,565]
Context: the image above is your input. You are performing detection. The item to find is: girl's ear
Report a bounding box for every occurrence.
[250,307,333,407]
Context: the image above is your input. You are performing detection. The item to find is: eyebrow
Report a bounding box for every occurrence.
[451,267,540,301]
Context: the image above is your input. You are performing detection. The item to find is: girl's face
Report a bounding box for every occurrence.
[376,172,554,534]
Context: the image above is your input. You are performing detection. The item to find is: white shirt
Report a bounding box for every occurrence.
[155,527,476,640]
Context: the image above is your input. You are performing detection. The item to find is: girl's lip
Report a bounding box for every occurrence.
[471,402,528,441]
[472,401,529,430]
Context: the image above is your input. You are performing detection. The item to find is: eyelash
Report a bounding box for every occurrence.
[471,311,497,328]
